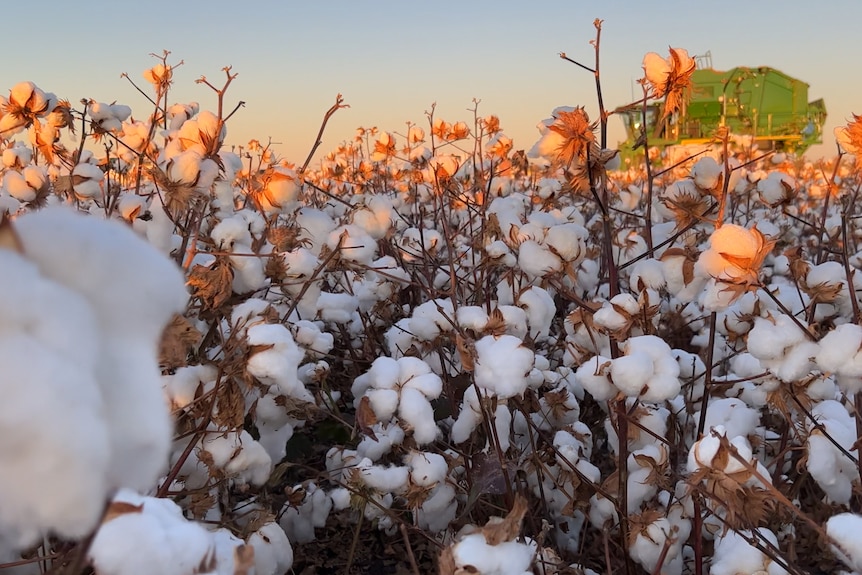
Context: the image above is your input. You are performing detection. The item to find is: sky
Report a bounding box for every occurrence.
[2,0,860,164]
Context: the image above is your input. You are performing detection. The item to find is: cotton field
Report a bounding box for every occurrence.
[2,37,862,575]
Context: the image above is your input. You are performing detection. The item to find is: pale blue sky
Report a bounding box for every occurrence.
[2,1,859,162]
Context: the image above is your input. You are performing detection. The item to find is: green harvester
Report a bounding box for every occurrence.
[616,53,826,161]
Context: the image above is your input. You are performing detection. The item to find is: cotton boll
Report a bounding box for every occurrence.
[700,398,760,440]
[246,323,312,402]
[517,286,556,341]
[202,430,272,487]
[416,483,458,532]
[451,385,483,444]
[316,291,359,323]
[14,207,186,492]
[576,355,616,401]
[0,337,110,551]
[474,334,534,398]
[518,239,562,278]
[451,532,535,575]
[247,522,293,575]
[357,422,404,461]
[406,451,449,487]
[211,216,253,249]
[398,386,439,444]
[806,400,859,504]
[691,156,722,190]
[89,490,216,575]
[610,352,652,397]
[544,222,587,263]
[457,305,491,331]
[711,529,787,575]
[358,460,409,493]
[826,513,862,572]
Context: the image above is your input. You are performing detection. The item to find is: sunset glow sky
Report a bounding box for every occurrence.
[3,0,860,163]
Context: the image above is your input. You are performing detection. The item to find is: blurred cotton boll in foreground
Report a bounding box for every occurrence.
[0,207,187,553]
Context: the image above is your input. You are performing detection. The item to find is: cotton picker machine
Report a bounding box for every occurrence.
[615,52,826,163]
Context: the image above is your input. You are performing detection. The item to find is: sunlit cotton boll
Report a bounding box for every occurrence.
[88,101,132,133]
[71,162,104,200]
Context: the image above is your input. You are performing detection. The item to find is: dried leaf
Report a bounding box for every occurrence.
[103,501,143,523]
[481,495,528,545]
[232,544,256,575]
[212,379,246,429]
[456,334,476,372]
[357,395,379,441]
[188,255,234,311]
[0,218,23,253]
[159,313,202,368]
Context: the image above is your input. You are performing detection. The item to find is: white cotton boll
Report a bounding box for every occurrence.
[827,513,862,572]
[259,166,300,214]
[211,216,252,249]
[691,156,722,190]
[357,422,405,461]
[474,334,534,398]
[14,208,186,492]
[701,398,760,440]
[771,340,818,382]
[576,355,616,401]
[817,324,862,375]
[359,460,409,493]
[610,352,652,397]
[806,401,858,504]
[89,490,215,575]
[327,224,377,264]
[451,533,535,575]
[316,291,359,323]
[3,171,36,202]
[247,522,293,575]
[544,222,587,263]
[747,315,804,361]
[451,385,483,444]
[202,430,272,486]
[485,240,517,267]
[711,529,787,575]
[630,258,666,291]
[757,171,797,207]
[246,323,311,401]
[518,239,562,278]
[517,286,555,341]
[457,305,491,331]
[162,364,218,410]
[398,386,439,444]
[628,516,677,574]
[71,162,104,199]
[588,494,618,529]
[366,388,400,421]
[416,483,457,532]
[404,372,443,399]
[498,305,529,339]
[292,320,334,357]
[0,339,110,551]
[406,452,448,487]
[687,428,723,472]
